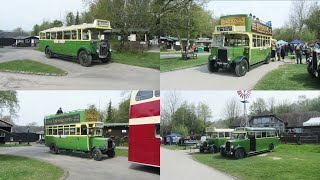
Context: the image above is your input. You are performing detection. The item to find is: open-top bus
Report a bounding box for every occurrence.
[208,14,272,76]
[199,127,234,153]
[39,19,112,67]
[220,127,279,159]
[44,109,115,161]
[129,90,160,167]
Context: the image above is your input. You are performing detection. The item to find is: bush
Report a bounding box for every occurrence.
[160,45,168,52]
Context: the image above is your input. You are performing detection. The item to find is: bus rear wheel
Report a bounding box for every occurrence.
[78,51,92,67]
[106,150,115,158]
[234,148,245,159]
[269,144,274,152]
[45,47,53,58]
[92,148,103,161]
[50,144,59,154]
[235,60,248,77]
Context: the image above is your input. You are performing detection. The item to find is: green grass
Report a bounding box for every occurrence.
[254,64,320,90]
[0,143,32,147]
[112,52,160,69]
[160,56,208,72]
[115,148,128,157]
[161,145,188,150]
[0,154,64,180]
[0,60,67,75]
[192,144,320,180]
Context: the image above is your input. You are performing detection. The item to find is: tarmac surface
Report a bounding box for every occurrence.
[0,144,160,180]
[0,47,159,90]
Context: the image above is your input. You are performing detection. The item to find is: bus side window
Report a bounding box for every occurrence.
[155,124,160,138]
[78,30,81,40]
[135,91,153,101]
[76,127,80,135]
[51,32,57,40]
[46,32,50,39]
[81,125,87,135]
[262,132,267,138]
[219,132,224,138]
[225,132,230,138]
[64,31,71,40]
[256,132,262,138]
[72,30,77,40]
[49,128,52,135]
[53,128,57,135]
[70,128,75,135]
[82,29,89,40]
[155,90,160,97]
[57,32,62,40]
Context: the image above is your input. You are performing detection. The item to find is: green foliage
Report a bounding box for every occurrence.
[172,124,189,136]
[112,98,130,123]
[106,100,113,123]
[305,5,320,40]
[32,24,40,36]
[249,98,268,115]
[0,91,19,119]
[75,11,80,25]
[65,12,75,26]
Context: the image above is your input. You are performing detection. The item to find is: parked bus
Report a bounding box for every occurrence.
[307,48,320,79]
[128,90,160,167]
[199,127,234,153]
[44,109,115,161]
[39,19,112,67]
[220,127,279,159]
[208,14,272,76]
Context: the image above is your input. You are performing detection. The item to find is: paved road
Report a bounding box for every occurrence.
[160,148,234,180]
[161,61,290,90]
[0,144,159,180]
[0,47,159,90]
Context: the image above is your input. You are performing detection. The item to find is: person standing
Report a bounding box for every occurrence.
[56,107,63,114]
[304,43,310,62]
[271,42,276,60]
[295,43,302,64]
[276,44,281,61]
[281,44,286,60]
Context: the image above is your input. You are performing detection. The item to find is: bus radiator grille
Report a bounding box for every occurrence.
[313,51,318,71]
[218,49,228,63]
[100,45,108,56]
[226,141,231,151]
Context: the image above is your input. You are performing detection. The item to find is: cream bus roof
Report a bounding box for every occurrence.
[205,127,234,133]
[40,19,112,33]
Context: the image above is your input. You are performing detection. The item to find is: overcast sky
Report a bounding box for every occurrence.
[0,0,84,31]
[206,0,319,28]
[13,91,125,126]
[163,91,320,121]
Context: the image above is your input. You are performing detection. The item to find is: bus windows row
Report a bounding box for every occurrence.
[135,90,160,101]
[209,132,232,138]
[40,29,93,41]
[252,35,271,48]
[46,124,99,136]
[247,131,278,139]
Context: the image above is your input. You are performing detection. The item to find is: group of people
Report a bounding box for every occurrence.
[271,42,318,64]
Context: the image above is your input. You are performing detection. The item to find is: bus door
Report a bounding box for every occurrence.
[249,132,256,152]
[77,124,89,151]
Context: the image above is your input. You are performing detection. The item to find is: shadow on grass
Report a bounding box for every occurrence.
[288,72,320,89]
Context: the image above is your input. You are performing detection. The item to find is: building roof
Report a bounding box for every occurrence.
[0,119,13,127]
[14,36,39,40]
[303,117,320,127]
[11,126,43,133]
[0,31,30,38]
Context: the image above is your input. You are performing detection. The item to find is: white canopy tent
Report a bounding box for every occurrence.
[303,117,320,126]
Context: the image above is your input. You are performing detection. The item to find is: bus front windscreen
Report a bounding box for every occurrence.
[90,29,102,40]
[224,34,249,47]
[232,133,246,139]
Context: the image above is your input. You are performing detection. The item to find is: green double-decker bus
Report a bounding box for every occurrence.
[199,127,234,153]
[220,127,279,159]
[39,19,112,67]
[44,109,115,161]
[208,14,272,76]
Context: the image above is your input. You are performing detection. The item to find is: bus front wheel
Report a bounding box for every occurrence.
[78,51,92,67]
[101,53,111,63]
[234,148,245,159]
[307,63,316,78]
[208,61,219,72]
[235,60,248,77]
[269,144,274,152]
[45,47,53,58]
[92,148,103,161]
[106,150,115,158]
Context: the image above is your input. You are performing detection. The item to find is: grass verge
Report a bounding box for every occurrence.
[0,143,32,147]
[160,55,208,72]
[254,64,320,90]
[0,154,64,180]
[112,52,160,69]
[115,148,128,157]
[192,144,320,180]
[0,60,67,76]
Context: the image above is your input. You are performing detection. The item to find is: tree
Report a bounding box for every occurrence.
[305,4,320,40]
[196,102,212,133]
[106,100,113,123]
[268,97,276,113]
[65,12,75,26]
[12,27,24,34]
[32,24,40,36]
[288,0,313,37]
[88,104,98,111]
[222,98,241,127]
[26,122,38,126]
[249,98,268,115]
[75,11,80,25]
[113,98,130,123]
[0,91,19,119]
[51,20,63,28]
[1,116,14,125]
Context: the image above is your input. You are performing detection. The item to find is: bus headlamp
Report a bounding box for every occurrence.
[228,57,231,61]
[109,48,112,52]
[213,55,216,60]
[231,145,234,149]
[96,49,100,53]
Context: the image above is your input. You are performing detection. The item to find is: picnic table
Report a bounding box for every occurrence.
[182,51,198,60]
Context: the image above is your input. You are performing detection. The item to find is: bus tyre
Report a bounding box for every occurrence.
[269,144,274,152]
[307,63,315,77]
[79,51,92,67]
[50,144,59,154]
[208,61,219,72]
[234,148,245,159]
[106,150,115,158]
[200,148,204,153]
[92,148,103,161]
[220,148,226,157]
[45,47,53,58]
[235,60,248,77]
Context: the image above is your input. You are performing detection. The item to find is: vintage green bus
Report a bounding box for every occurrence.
[39,19,112,67]
[208,14,272,76]
[44,109,115,161]
[199,127,234,153]
[220,127,279,159]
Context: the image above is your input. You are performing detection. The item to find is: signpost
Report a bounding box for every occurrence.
[237,90,251,127]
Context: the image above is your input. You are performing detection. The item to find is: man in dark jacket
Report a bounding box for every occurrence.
[295,43,303,64]
[56,107,63,114]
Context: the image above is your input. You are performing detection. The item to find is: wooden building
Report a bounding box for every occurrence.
[103,123,129,138]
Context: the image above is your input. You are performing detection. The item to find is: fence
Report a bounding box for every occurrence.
[280,134,319,144]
